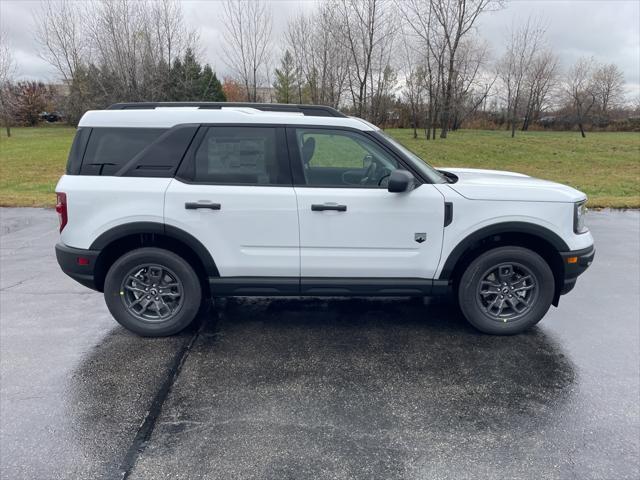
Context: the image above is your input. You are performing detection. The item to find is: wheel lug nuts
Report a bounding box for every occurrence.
[146,295,150,299]
[155,297,159,300]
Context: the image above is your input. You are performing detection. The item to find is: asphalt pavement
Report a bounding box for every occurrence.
[0,208,638,480]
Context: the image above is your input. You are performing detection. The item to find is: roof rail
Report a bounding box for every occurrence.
[106,102,347,118]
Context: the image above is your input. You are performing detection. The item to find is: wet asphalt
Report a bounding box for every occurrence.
[0,208,638,480]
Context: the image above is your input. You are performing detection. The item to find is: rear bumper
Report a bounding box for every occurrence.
[559,245,595,295]
[55,243,101,291]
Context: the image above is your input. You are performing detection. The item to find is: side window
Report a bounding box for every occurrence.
[80,128,165,176]
[66,127,91,174]
[294,128,400,187]
[191,127,288,185]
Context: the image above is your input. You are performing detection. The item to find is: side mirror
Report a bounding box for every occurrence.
[387,169,415,193]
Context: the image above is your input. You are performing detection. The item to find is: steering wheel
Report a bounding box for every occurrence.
[360,158,378,185]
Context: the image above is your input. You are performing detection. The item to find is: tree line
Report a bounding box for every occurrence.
[0,0,635,138]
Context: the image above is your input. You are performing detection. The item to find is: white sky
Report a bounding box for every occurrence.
[1,0,639,98]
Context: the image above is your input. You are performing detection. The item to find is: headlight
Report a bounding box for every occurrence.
[574,200,588,234]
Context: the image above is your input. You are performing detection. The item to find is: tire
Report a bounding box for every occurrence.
[104,247,202,337]
[457,246,554,335]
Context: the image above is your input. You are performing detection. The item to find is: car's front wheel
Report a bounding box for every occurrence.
[457,246,555,335]
[104,247,201,337]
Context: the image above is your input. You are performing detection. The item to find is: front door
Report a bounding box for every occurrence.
[289,127,445,280]
[164,126,299,278]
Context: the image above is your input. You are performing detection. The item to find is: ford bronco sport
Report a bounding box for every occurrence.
[55,102,595,336]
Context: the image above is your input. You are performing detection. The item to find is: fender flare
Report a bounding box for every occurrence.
[90,222,219,277]
[438,221,569,280]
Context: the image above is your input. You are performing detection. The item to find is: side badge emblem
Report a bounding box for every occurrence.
[415,233,426,244]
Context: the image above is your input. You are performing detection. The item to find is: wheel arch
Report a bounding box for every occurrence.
[440,222,567,306]
[90,222,218,293]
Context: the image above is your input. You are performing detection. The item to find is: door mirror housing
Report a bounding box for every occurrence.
[387,169,415,193]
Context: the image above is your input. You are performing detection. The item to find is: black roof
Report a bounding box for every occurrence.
[106,102,346,118]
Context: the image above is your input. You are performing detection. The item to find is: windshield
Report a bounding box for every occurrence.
[377,131,447,184]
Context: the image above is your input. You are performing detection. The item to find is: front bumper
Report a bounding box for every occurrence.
[559,245,595,295]
[55,243,101,291]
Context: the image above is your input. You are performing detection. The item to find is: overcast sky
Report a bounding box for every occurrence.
[1,0,639,97]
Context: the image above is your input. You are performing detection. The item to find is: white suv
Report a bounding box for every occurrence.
[55,102,595,336]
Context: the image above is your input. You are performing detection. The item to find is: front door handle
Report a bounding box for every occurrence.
[185,202,221,210]
[311,204,347,212]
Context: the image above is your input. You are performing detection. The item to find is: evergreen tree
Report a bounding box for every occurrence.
[200,65,226,101]
[169,49,226,102]
[273,50,298,104]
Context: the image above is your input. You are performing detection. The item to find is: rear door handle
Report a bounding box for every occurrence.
[311,204,347,212]
[185,202,221,210]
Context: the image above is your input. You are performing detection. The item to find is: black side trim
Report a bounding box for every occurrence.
[207,277,452,297]
[302,278,436,296]
[209,277,300,296]
[444,202,453,227]
[89,222,219,277]
[439,222,571,280]
[55,243,100,290]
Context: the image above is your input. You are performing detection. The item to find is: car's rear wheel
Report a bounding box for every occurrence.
[457,246,554,335]
[104,247,201,337]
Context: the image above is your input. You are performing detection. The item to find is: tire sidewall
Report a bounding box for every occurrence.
[458,246,555,335]
[104,247,201,337]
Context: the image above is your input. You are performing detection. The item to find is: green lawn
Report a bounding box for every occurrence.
[386,128,640,208]
[0,126,638,208]
[0,126,76,207]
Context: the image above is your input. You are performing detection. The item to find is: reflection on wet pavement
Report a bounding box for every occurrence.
[126,297,583,480]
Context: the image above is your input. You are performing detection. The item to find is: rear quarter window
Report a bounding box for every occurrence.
[80,128,165,176]
[65,127,91,174]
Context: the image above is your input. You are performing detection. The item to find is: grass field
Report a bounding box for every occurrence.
[0,125,638,208]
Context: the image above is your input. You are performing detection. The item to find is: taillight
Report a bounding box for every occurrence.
[55,192,68,232]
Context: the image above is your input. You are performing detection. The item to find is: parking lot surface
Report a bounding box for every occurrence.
[1,208,638,480]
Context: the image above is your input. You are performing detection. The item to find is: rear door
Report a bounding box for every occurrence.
[289,127,445,280]
[164,125,299,278]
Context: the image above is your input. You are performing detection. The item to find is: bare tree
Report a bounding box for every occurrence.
[400,0,498,138]
[450,36,494,130]
[221,0,273,102]
[497,17,546,137]
[334,0,397,119]
[399,28,426,138]
[0,29,17,136]
[521,49,558,130]
[563,57,597,138]
[397,0,442,139]
[430,0,499,138]
[592,63,625,117]
[35,0,198,121]
[285,3,348,107]
[35,0,86,83]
